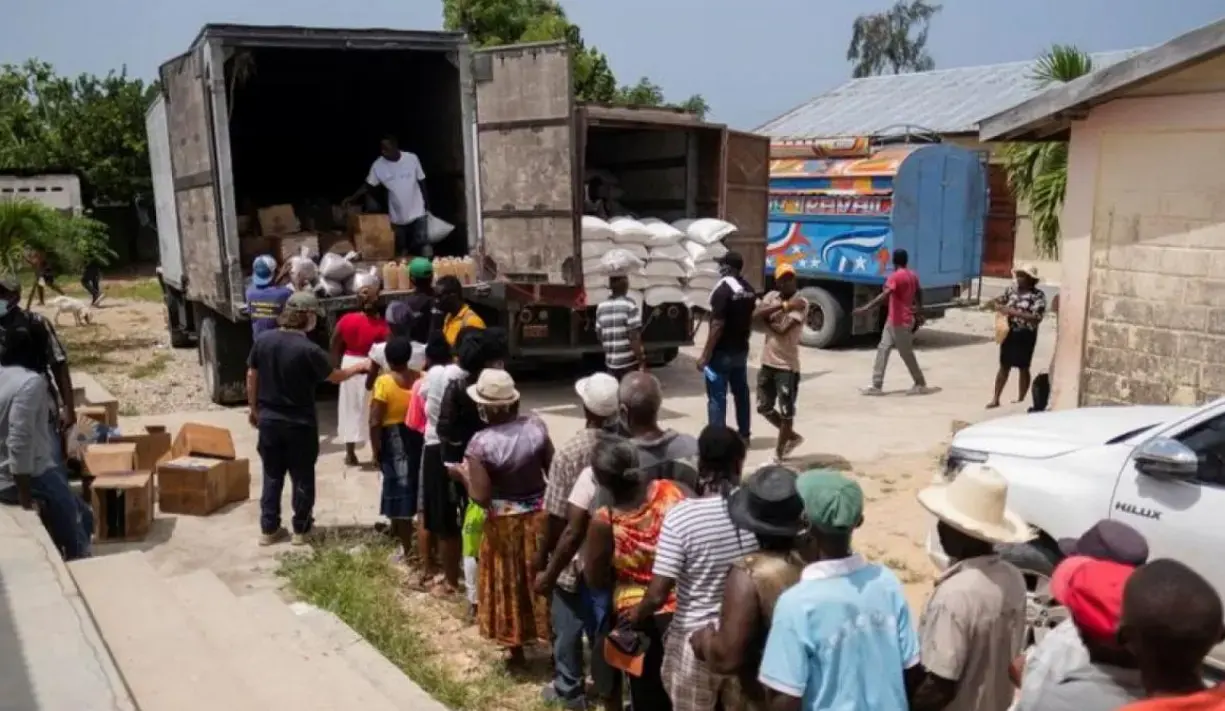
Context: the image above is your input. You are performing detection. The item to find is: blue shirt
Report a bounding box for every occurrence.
[245,285,293,336]
[758,555,919,711]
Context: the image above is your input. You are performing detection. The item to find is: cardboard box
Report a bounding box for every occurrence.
[156,423,249,515]
[91,471,154,542]
[268,233,320,263]
[83,442,137,477]
[158,456,227,516]
[318,232,353,256]
[239,236,276,271]
[79,403,118,429]
[109,425,172,471]
[258,204,300,236]
[348,213,395,261]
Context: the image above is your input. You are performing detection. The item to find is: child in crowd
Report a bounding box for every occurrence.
[369,337,420,563]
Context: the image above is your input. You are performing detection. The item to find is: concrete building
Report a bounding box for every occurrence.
[981,16,1225,409]
[0,173,83,214]
[758,51,1139,285]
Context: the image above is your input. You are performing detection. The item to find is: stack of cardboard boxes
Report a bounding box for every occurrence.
[237,203,398,271]
[82,423,251,543]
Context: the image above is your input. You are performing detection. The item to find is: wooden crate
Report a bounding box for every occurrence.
[91,471,154,542]
[158,456,227,516]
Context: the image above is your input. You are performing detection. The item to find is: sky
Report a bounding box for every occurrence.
[3,0,1223,130]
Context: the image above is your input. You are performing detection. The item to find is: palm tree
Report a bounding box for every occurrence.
[846,0,942,78]
[0,199,113,275]
[1000,45,1094,258]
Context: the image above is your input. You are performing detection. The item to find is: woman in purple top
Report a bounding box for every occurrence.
[450,367,554,666]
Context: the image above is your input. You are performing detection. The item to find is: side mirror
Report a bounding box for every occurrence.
[1133,437,1199,480]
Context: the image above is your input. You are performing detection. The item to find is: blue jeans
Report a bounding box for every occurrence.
[257,420,319,535]
[705,350,751,438]
[551,582,616,704]
[0,467,93,560]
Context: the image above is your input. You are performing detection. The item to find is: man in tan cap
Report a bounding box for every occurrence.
[911,463,1030,711]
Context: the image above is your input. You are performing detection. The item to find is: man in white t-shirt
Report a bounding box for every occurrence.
[346,135,429,257]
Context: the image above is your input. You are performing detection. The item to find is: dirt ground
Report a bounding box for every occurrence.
[68,284,1054,703]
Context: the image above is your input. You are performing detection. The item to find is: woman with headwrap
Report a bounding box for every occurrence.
[330,284,389,466]
[448,367,554,664]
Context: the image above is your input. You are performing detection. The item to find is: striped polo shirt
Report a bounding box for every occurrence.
[595,294,642,370]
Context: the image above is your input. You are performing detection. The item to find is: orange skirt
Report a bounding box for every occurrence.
[477,511,551,648]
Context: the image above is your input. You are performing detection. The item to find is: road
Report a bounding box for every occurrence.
[92,307,1054,614]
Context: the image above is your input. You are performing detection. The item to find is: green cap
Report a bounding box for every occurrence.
[285,291,323,315]
[796,469,864,533]
[408,257,433,279]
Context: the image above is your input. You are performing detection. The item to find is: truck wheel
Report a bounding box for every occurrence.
[999,539,1064,647]
[197,312,251,406]
[164,288,192,348]
[799,286,849,349]
[649,348,679,367]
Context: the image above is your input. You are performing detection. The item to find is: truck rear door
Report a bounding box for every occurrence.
[146,95,183,290]
[720,130,771,292]
[472,42,579,285]
[159,45,233,314]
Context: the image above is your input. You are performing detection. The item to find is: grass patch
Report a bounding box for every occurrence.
[128,352,172,379]
[18,273,162,303]
[279,536,546,711]
[58,329,162,375]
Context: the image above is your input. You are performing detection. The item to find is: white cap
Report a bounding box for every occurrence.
[575,373,620,417]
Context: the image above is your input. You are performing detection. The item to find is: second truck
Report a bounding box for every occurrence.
[147,24,770,404]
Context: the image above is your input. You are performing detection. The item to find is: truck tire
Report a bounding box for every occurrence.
[648,348,679,367]
[164,288,193,349]
[197,311,252,406]
[799,286,849,349]
[999,538,1063,646]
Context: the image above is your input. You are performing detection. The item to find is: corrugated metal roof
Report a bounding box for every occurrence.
[756,50,1144,138]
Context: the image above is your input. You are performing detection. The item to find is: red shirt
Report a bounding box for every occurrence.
[334,312,390,356]
[885,267,919,327]
[1123,687,1225,710]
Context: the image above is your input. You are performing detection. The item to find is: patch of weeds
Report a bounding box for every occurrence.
[881,555,928,584]
[118,402,141,416]
[279,535,546,711]
[128,352,172,379]
[102,278,163,303]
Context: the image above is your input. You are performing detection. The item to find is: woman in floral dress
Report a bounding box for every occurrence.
[988,264,1047,408]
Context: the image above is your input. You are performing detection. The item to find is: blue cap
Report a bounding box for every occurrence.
[252,255,277,287]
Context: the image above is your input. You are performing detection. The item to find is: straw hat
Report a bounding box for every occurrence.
[466,368,520,407]
[917,463,1034,544]
[1013,263,1040,281]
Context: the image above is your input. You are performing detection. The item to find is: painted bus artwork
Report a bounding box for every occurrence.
[764,138,986,348]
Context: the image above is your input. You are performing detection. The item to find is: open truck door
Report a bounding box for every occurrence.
[471,41,579,286]
[720,130,771,292]
[160,43,249,404]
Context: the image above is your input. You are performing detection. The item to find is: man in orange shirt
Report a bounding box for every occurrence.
[1119,559,1225,710]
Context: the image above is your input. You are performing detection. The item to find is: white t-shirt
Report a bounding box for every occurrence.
[366,152,426,225]
[422,363,464,446]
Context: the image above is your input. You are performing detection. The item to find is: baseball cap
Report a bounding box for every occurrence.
[252,255,277,287]
[1058,520,1148,567]
[775,262,797,279]
[408,257,433,280]
[796,469,864,533]
[284,291,322,316]
[717,251,744,270]
[575,373,620,418]
[1051,555,1134,643]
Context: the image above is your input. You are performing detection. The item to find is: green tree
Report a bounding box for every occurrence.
[847,0,942,78]
[444,0,707,117]
[0,200,114,274]
[999,45,1094,258]
[0,60,158,206]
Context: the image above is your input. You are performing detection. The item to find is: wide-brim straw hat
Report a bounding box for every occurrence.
[917,463,1034,545]
[1013,263,1040,281]
[466,368,520,406]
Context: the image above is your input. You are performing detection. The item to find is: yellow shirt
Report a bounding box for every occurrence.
[442,305,486,346]
[371,373,414,426]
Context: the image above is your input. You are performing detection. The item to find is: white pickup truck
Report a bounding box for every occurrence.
[928,399,1225,669]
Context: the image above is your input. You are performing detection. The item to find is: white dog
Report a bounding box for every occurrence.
[50,296,93,326]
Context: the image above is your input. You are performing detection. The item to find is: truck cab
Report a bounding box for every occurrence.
[767,137,985,348]
[146,25,770,404]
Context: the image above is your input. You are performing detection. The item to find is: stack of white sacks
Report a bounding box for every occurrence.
[581,215,737,309]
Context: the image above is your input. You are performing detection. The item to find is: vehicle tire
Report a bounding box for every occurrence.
[999,538,1065,647]
[197,314,225,405]
[649,347,679,367]
[799,286,849,349]
[164,288,193,348]
[197,312,250,406]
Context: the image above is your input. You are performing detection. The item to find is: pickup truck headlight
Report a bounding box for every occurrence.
[943,447,988,477]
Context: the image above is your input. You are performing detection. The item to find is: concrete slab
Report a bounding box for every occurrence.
[0,507,135,711]
[168,570,398,711]
[279,598,451,711]
[68,552,264,711]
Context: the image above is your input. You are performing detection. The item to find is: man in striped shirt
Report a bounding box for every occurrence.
[630,425,755,711]
[595,273,645,380]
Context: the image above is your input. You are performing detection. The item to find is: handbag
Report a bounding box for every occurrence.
[994,313,1010,345]
[603,626,649,677]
